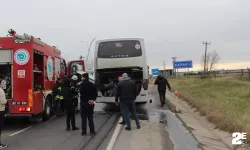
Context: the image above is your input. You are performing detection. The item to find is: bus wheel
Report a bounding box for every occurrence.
[42,96,52,121]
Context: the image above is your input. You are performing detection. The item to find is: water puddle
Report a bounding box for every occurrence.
[137,108,201,150]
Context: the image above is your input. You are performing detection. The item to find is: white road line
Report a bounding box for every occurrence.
[9,126,33,137]
[106,117,123,150]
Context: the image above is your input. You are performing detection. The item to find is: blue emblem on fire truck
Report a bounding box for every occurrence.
[47,56,53,81]
[14,49,30,65]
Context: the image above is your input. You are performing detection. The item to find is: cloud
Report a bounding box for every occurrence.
[1,0,250,68]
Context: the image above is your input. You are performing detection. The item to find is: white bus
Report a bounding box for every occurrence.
[94,38,149,103]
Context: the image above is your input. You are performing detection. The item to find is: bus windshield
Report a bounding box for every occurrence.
[98,40,142,58]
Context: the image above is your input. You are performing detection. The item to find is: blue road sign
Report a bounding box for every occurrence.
[173,60,193,69]
[151,68,159,76]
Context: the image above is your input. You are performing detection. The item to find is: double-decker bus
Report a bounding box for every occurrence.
[93,38,149,103]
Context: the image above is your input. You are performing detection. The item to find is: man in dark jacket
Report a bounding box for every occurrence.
[154,74,171,107]
[115,73,140,131]
[62,78,79,131]
[116,76,126,125]
[79,72,98,135]
[52,78,63,117]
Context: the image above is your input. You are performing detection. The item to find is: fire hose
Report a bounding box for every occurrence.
[37,86,58,115]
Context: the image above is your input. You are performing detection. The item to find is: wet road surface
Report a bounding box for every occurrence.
[2,86,201,150]
[135,86,201,150]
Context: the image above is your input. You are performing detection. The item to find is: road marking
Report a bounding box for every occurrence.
[106,117,123,150]
[9,126,33,137]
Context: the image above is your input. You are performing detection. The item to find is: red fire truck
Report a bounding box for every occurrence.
[0,29,85,121]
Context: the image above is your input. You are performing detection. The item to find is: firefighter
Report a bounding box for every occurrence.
[53,78,63,117]
[62,78,79,131]
[71,75,80,113]
[79,72,98,135]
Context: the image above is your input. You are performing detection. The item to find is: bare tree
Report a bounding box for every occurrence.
[201,50,220,78]
[208,51,220,72]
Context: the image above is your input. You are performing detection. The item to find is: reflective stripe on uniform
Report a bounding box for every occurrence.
[55,95,63,100]
[58,87,62,91]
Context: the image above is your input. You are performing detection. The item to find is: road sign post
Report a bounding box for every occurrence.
[172,60,193,98]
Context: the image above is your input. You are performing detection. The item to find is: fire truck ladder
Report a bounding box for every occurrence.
[8,29,45,47]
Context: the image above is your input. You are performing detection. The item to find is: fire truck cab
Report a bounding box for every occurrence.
[0,29,85,121]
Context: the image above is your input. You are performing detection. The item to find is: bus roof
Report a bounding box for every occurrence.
[96,38,144,44]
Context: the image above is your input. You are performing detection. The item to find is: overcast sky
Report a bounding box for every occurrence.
[1,0,250,70]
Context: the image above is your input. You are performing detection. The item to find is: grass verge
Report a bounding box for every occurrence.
[168,77,250,141]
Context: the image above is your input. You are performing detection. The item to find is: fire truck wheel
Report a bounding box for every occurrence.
[42,96,52,121]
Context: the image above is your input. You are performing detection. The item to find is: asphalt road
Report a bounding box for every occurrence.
[2,85,201,150]
[2,104,120,150]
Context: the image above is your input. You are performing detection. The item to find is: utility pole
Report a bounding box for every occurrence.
[163,60,166,77]
[171,57,177,77]
[202,41,211,75]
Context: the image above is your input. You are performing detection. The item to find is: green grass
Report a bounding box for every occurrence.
[168,77,250,140]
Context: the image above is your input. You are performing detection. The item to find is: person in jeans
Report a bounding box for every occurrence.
[115,76,126,125]
[0,86,7,149]
[115,73,140,130]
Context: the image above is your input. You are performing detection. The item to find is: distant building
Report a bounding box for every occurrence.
[159,69,174,76]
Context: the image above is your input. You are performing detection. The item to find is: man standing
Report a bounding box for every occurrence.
[154,74,171,107]
[115,76,126,125]
[115,73,140,130]
[52,78,63,117]
[0,86,7,149]
[79,72,98,135]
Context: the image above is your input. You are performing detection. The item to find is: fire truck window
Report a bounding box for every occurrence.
[71,62,83,75]
[33,52,44,91]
